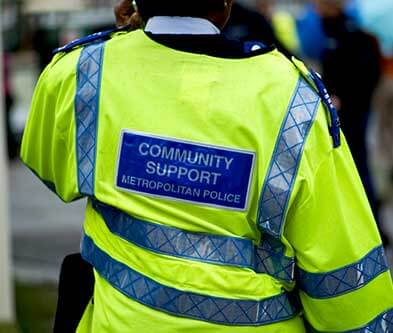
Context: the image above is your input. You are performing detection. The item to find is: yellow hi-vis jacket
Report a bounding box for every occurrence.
[21,29,393,332]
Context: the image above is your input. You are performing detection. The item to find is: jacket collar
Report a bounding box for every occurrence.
[145,16,220,35]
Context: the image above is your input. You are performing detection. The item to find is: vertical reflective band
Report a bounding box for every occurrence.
[92,200,254,269]
[75,42,105,196]
[81,234,301,326]
[255,78,320,282]
[257,78,320,237]
[306,308,393,333]
[297,246,389,299]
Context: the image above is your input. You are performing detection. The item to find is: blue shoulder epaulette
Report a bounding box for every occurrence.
[243,41,271,55]
[53,25,130,54]
[310,70,341,148]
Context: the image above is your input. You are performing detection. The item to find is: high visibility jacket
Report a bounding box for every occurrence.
[21,29,393,332]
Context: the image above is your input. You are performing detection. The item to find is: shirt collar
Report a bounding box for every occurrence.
[144,16,220,35]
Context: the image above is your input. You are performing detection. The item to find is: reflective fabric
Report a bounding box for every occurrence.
[81,234,301,326]
[75,42,105,196]
[93,199,298,278]
[255,77,320,282]
[257,78,320,238]
[297,246,388,299]
[306,308,393,333]
[92,200,254,269]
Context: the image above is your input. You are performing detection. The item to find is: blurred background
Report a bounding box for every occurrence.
[0,0,392,332]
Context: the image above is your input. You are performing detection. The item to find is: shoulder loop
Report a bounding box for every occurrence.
[243,41,274,55]
[53,25,130,55]
[291,57,341,148]
[310,70,341,148]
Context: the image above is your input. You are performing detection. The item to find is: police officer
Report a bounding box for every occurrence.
[21,0,393,332]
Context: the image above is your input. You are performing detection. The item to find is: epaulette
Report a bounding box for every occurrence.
[291,57,341,148]
[310,70,341,148]
[243,41,275,56]
[53,25,131,55]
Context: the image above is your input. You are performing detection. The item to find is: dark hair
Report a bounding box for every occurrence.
[135,0,226,21]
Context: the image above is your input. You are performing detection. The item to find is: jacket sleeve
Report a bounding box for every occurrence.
[284,99,393,331]
[20,51,82,202]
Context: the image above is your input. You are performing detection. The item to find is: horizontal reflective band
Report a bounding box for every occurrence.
[93,200,296,281]
[92,200,254,269]
[257,78,320,238]
[81,234,301,326]
[297,246,388,299]
[75,42,105,196]
[307,308,393,333]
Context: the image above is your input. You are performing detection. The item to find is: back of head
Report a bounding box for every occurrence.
[135,0,227,21]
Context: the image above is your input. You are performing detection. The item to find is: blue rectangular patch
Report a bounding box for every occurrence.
[116,131,255,211]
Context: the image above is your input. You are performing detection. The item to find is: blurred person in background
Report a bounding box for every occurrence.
[21,0,393,331]
[315,0,386,243]
[375,55,393,215]
[2,53,18,160]
[223,0,293,58]
[256,0,301,56]
[379,57,393,171]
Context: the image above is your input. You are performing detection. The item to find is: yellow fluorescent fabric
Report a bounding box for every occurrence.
[284,84,393,330]
[76,272,306,333]
[20,50,82,202]
[285,110,382,271]
[94,30,300,241]
[83,201,283,300]
[300,273,393,331]
[21,28,393,333]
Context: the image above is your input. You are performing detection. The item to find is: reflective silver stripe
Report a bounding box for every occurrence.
[75,42,105,196]
[81,234,301,326]
[93,200,297,276]
[257,77,320,237]
[255,77,320,282]
[306,308,393,333]
[297,246,389,299]
[93,200,293,279]
[92,200,254,269]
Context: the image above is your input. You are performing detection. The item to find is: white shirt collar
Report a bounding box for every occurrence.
[144,16,220,35]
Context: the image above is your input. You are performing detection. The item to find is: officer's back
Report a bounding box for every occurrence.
[21,0,393,332]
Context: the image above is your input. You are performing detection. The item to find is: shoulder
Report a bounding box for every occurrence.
[41,27,130,90]
[53,26,130,55]
[255,54,342,150]
[290,57,341,148]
